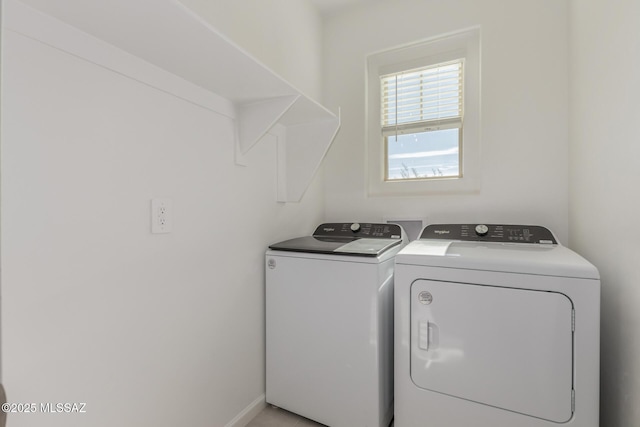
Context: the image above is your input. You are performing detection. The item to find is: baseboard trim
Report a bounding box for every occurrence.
[224,394,266,427]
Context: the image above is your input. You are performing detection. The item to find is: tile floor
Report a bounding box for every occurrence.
[246,405,324,426]
[246,405,394,427]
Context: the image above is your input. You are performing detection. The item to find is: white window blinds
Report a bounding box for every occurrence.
[381,59,463,137]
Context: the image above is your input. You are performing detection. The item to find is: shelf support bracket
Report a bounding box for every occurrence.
[234,95,299,165]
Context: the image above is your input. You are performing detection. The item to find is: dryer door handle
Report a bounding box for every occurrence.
[418,321,439,350]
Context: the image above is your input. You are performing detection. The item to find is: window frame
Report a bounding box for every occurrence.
[366,28,481,196]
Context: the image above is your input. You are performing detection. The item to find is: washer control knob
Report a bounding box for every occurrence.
[350,223,361,232]
[475,224,489,236]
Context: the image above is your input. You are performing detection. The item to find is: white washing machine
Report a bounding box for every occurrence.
[266,222,407,427]
[394,224,600,427]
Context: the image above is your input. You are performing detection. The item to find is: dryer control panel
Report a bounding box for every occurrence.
[420,224,557,244]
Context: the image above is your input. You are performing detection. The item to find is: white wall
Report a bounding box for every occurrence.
[322,0,571,243]
[0,1,324,426]
[569,1,640,426]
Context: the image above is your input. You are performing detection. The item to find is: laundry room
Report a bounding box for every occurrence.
[0,0,637,427]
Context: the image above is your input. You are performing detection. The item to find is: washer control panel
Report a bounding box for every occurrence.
[420,224,557,244]
[313,223,402,239]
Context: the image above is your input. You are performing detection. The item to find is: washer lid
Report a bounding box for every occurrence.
[268,223,403,257]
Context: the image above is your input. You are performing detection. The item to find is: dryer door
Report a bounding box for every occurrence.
[411,279,573,422]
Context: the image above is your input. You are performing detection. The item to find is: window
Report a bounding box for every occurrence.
[367,28,480,196]
[382,60,463,181]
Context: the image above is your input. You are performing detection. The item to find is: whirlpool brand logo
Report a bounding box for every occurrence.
[434,230,450,235]
[323,228,335,232]
[418,291,433,305]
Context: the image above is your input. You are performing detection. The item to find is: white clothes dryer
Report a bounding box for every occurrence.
[266,223,407,427]
[394,224,600,427]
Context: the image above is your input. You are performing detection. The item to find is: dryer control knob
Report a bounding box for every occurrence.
[475,224,489,236]
[350,223,361,232]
